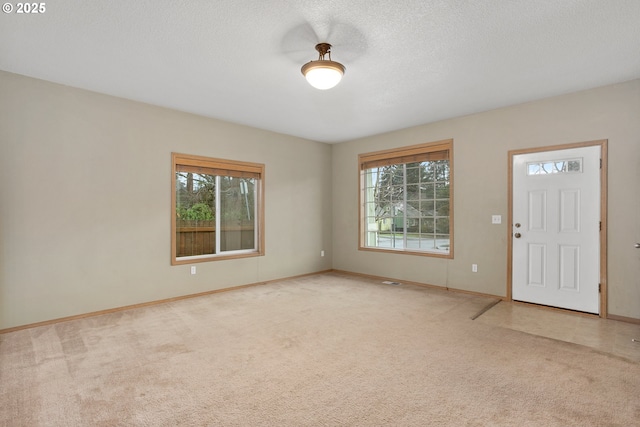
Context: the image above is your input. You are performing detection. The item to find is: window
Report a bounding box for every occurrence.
[527,158,582,175]
[359,139,453,258]
[171,153,264,264]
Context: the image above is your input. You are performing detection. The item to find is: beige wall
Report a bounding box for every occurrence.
[1,71,639,329]
[332,79,640,319]
[0,71,333,329]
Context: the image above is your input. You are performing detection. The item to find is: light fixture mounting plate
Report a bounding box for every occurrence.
[315,43,332,58]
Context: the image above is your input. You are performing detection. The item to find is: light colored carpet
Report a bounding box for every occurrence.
[1,272,639,426]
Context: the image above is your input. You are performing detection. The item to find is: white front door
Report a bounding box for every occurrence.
[512,146,600,314]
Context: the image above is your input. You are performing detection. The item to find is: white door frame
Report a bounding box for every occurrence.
[507,140,608,317]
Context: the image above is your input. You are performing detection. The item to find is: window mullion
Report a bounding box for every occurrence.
[253,182,258,251]
[215,175,221,255]
[403,163,408,249]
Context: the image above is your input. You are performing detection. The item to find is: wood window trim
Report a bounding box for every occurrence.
[358,139,454,259]
[171,152,265,265]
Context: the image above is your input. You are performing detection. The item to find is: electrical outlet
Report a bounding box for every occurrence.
[472,264,478,273]
[190,266,196,275]
[492,215,502,224]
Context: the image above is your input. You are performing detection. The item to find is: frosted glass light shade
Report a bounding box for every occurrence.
[301,60,345,90]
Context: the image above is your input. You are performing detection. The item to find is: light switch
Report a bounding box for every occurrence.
[492,215,502,224]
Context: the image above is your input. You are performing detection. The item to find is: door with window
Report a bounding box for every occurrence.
[511,144,602,314]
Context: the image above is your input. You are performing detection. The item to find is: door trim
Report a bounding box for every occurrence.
[507,139,608,317]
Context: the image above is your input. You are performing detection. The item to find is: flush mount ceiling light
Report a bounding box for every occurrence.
[301,43,345,90]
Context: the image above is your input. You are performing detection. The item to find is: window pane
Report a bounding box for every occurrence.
[406,165,420,184]
[420,201,435,216]
[567,160,581,172]
[435,182,449,198]
[421,217,434,233]
[435,217,449,234]
[406,217,419,233]
[220,177,255,252]
[527,158,583,175]
[364,202,377,219]
[175,172,216,257]
[406,184,420,200]
[420,184,434,199]
[435,161,449,181]
[436,235,450,252]
[419,236,436,250]
[390,185,404,202]
[376,231,392,248]
[435,200,449,216]
[392,216,404,232]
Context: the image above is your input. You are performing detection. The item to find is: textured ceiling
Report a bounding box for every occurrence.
[1,1,639,143]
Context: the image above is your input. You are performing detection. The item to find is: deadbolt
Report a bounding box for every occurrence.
[514,232,522,238]
[515,223,521,228]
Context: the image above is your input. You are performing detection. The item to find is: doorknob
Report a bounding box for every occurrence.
[635,243,640,248]
[514,233,522,238]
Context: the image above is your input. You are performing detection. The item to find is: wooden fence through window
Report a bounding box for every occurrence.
[176,220,255,257]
